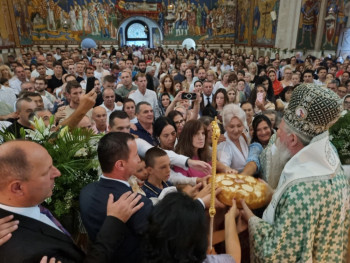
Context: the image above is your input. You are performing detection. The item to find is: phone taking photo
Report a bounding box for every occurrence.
[257,92,264,102]
[181,93,197,100]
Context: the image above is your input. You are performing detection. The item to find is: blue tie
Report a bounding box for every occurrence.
[39,205,71,237]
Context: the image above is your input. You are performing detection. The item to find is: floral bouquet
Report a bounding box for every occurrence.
[329,111,350,165]
[0,116,103,219]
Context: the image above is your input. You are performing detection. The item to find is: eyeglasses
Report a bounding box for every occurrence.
[174,119,185,125]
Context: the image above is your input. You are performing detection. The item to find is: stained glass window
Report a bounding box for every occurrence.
[127,23,147,39]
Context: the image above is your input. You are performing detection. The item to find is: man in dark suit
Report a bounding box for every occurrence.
[0,140,143,263]
[200,79,215,114]
[80,132,153,263]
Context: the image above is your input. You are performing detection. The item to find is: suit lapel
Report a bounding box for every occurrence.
[0,208,73,244]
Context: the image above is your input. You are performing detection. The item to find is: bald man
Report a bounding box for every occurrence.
[0,140,143,262]
[92,106,108,134]
[78,115,93,130]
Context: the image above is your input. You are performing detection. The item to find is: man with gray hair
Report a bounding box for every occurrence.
[145,65,159,91]
[240,83,350,262]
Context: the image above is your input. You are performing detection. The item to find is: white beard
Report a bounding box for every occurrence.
[268,138,292,189]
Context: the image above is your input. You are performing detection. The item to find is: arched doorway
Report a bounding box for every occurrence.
[125,20,149,47]
[118,16,163,48]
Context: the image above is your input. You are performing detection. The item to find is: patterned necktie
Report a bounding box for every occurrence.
[39,205,71,237]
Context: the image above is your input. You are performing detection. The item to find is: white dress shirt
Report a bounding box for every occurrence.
[129,89,160,118]
[30,68,54,78]
[203,94,213,107]
[100,102,123,120]
[0,85,17,108]
[9,77,28,95]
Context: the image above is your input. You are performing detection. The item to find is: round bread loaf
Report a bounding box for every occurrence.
[211,173,271,209]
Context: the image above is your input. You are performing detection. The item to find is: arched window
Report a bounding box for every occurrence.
[126,21,149,47]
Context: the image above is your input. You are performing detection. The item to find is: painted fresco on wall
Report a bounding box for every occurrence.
[322,0,349,50]
[160,0,237,43]
[251,0,279,47]
[235,0,251,45]
[26,0,123,43]
[0,0,16,48]
[296,0,321,49]
[13,0,33,45]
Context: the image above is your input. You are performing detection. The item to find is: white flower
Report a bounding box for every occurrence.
[25,129,44,141]
[30,116,46,133]
[74,147,88,157]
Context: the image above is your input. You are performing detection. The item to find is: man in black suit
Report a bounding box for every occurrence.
[80,132,153,263]
[200,79,215,114]
[0,140,143,263]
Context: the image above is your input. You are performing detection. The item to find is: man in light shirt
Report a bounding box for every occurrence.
[9,65,28,95]
[129,73,159,119]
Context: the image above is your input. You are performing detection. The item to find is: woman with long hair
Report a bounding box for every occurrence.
[226,86,240,105]
[254,76,275,103]
[173,120,211,178]
[167,110,185,137]
[249,84,276,114]
[248,62,259,83]
[159,74,176,100]
[212,88,229,118]
[158,92,172,117]
[182,68,193,92]
[214,60,223,80]
[173,120,236,177]
[0,65,13,80]
[157,61,169,78]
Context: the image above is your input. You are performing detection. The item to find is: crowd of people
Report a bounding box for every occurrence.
[0,44,349,262]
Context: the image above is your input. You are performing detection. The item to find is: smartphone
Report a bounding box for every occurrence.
[257,92,264,102]
[181,93,197,100]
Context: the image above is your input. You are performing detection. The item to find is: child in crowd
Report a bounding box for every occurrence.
[142,147,174,199]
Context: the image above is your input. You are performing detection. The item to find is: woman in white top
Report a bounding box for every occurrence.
[217,104,249,172]
[213,70,230,93]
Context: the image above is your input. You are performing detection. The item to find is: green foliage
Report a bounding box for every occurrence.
[0,117,103,219]
[329,112,350,165]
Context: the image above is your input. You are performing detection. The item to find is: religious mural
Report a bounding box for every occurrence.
[251,0,279,47]
[322,0,349,50]
[159,0,237,43]
[235,0,251,45]
[296,0,321,50]
[4,0,280,47]
[0,0,17,48]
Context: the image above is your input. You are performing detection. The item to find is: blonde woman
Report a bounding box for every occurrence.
[248,62,258,83]
[206,69,217,85]
[0,65,13,80]
[226,85,240,105]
